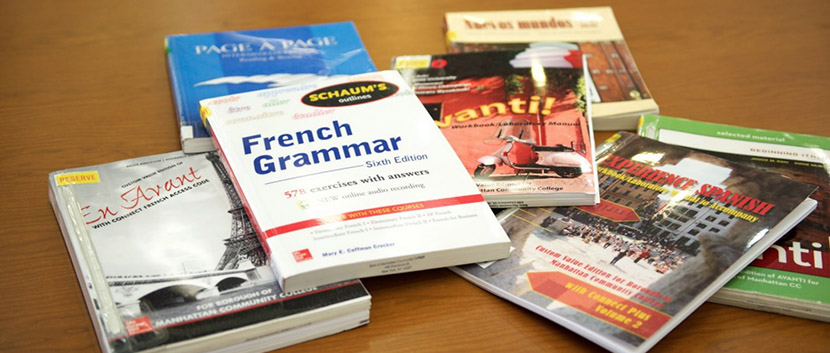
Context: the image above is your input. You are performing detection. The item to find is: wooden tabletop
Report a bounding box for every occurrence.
[1,0,827,352]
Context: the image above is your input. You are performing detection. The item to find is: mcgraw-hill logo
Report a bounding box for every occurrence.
[292,249,313,263]
[301,81,398,107]
[194,36,338,55]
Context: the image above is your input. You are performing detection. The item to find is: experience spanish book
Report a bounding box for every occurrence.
[166,22,376,153]
[48,151,371,353]
[393,50,599,207]
[639,114,830,322]
[451,132,817,353]
[443,7,658,130]
[202,70,511,292]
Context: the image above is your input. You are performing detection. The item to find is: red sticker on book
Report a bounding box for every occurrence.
[292,249,313,262]
[125,316,154,336]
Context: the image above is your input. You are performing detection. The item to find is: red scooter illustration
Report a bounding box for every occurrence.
[474,124,590,179]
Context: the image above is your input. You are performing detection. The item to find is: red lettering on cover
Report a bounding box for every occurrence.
[121,167,202,209]
[264,194,485,238]
[82,205,118,224]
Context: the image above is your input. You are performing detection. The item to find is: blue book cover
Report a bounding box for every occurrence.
[166,22,377,153]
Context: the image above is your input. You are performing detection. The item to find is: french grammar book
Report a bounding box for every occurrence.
[202,70,511,292]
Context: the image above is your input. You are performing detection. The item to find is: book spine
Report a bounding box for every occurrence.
[165,38,190,144]
[51,183,127,353]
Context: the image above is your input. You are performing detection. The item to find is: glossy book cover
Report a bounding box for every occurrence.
[48,151,370,353]
[451,132,817,353]
[203,70,510,292]
[639,114,830,321]
[393,50,599,207]
[166,22,376,153]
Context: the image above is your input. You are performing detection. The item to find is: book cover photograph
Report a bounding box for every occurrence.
[202,70,510,292]
[165,22,376,153]
[639,114,830,321]
[48,151,371,353]
[393,50,599,207]
[451,132,817,353]
[443,7,658,130]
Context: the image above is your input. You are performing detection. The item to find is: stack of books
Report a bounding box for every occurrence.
[48,7,828,353]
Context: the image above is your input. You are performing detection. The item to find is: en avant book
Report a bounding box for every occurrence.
[48,151,371,353]
[393,50,599,208]
[202,70,511,292]
[443,7,658,130]
[639,114,830,322]
[165,22,376,153]
[451,132,817,353]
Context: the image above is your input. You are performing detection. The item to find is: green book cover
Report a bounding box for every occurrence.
[638,114,829,315]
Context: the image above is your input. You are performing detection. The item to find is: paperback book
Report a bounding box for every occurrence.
[393,50,599,207]
[49,151,371,353]
[639,114,830,321]
[166,22,376,153]
[451,132,817,353]
[202,70,511,292]
[443,7,658,130]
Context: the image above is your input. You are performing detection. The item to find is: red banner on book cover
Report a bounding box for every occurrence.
[264,194,486,238]
[527,271,670,339]
[576,200,641,222]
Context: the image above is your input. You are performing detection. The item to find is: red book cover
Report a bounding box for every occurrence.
[394,50,599,207]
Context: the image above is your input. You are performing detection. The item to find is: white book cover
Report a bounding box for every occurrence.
[47,151,371,353]
[203,70,510,291]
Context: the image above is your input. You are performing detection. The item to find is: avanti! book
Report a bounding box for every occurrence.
[166,22,376,153]
[202,70,511,292]
[393,50,599,208]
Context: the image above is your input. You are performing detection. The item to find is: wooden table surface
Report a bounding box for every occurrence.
[1,0,827,352]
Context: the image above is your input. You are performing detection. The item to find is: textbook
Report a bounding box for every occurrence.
[451,132,817,353]
[165,22,376,153]
[443,7,658,130]
[639,114,830,322]
[202,70,511,292]
[48,151,371,353]
[393,50,599,208]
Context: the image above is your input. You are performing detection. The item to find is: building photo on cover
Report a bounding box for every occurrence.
[458,135,816,346]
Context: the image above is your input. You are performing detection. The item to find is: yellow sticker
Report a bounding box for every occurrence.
[200,105,213,127]
[55,171,100,186]
[393,55,431,70]
[445,30,457,47]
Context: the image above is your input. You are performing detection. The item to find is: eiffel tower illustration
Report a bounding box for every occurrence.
[207,153,267,270]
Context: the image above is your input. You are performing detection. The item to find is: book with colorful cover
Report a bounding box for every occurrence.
[451,132,817,353]
[443,7,658,130]
[392,50,599,208]
[638,114,830,321]
[48,151,371,353]
[201,70,511,292]
[165,22,376,153]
